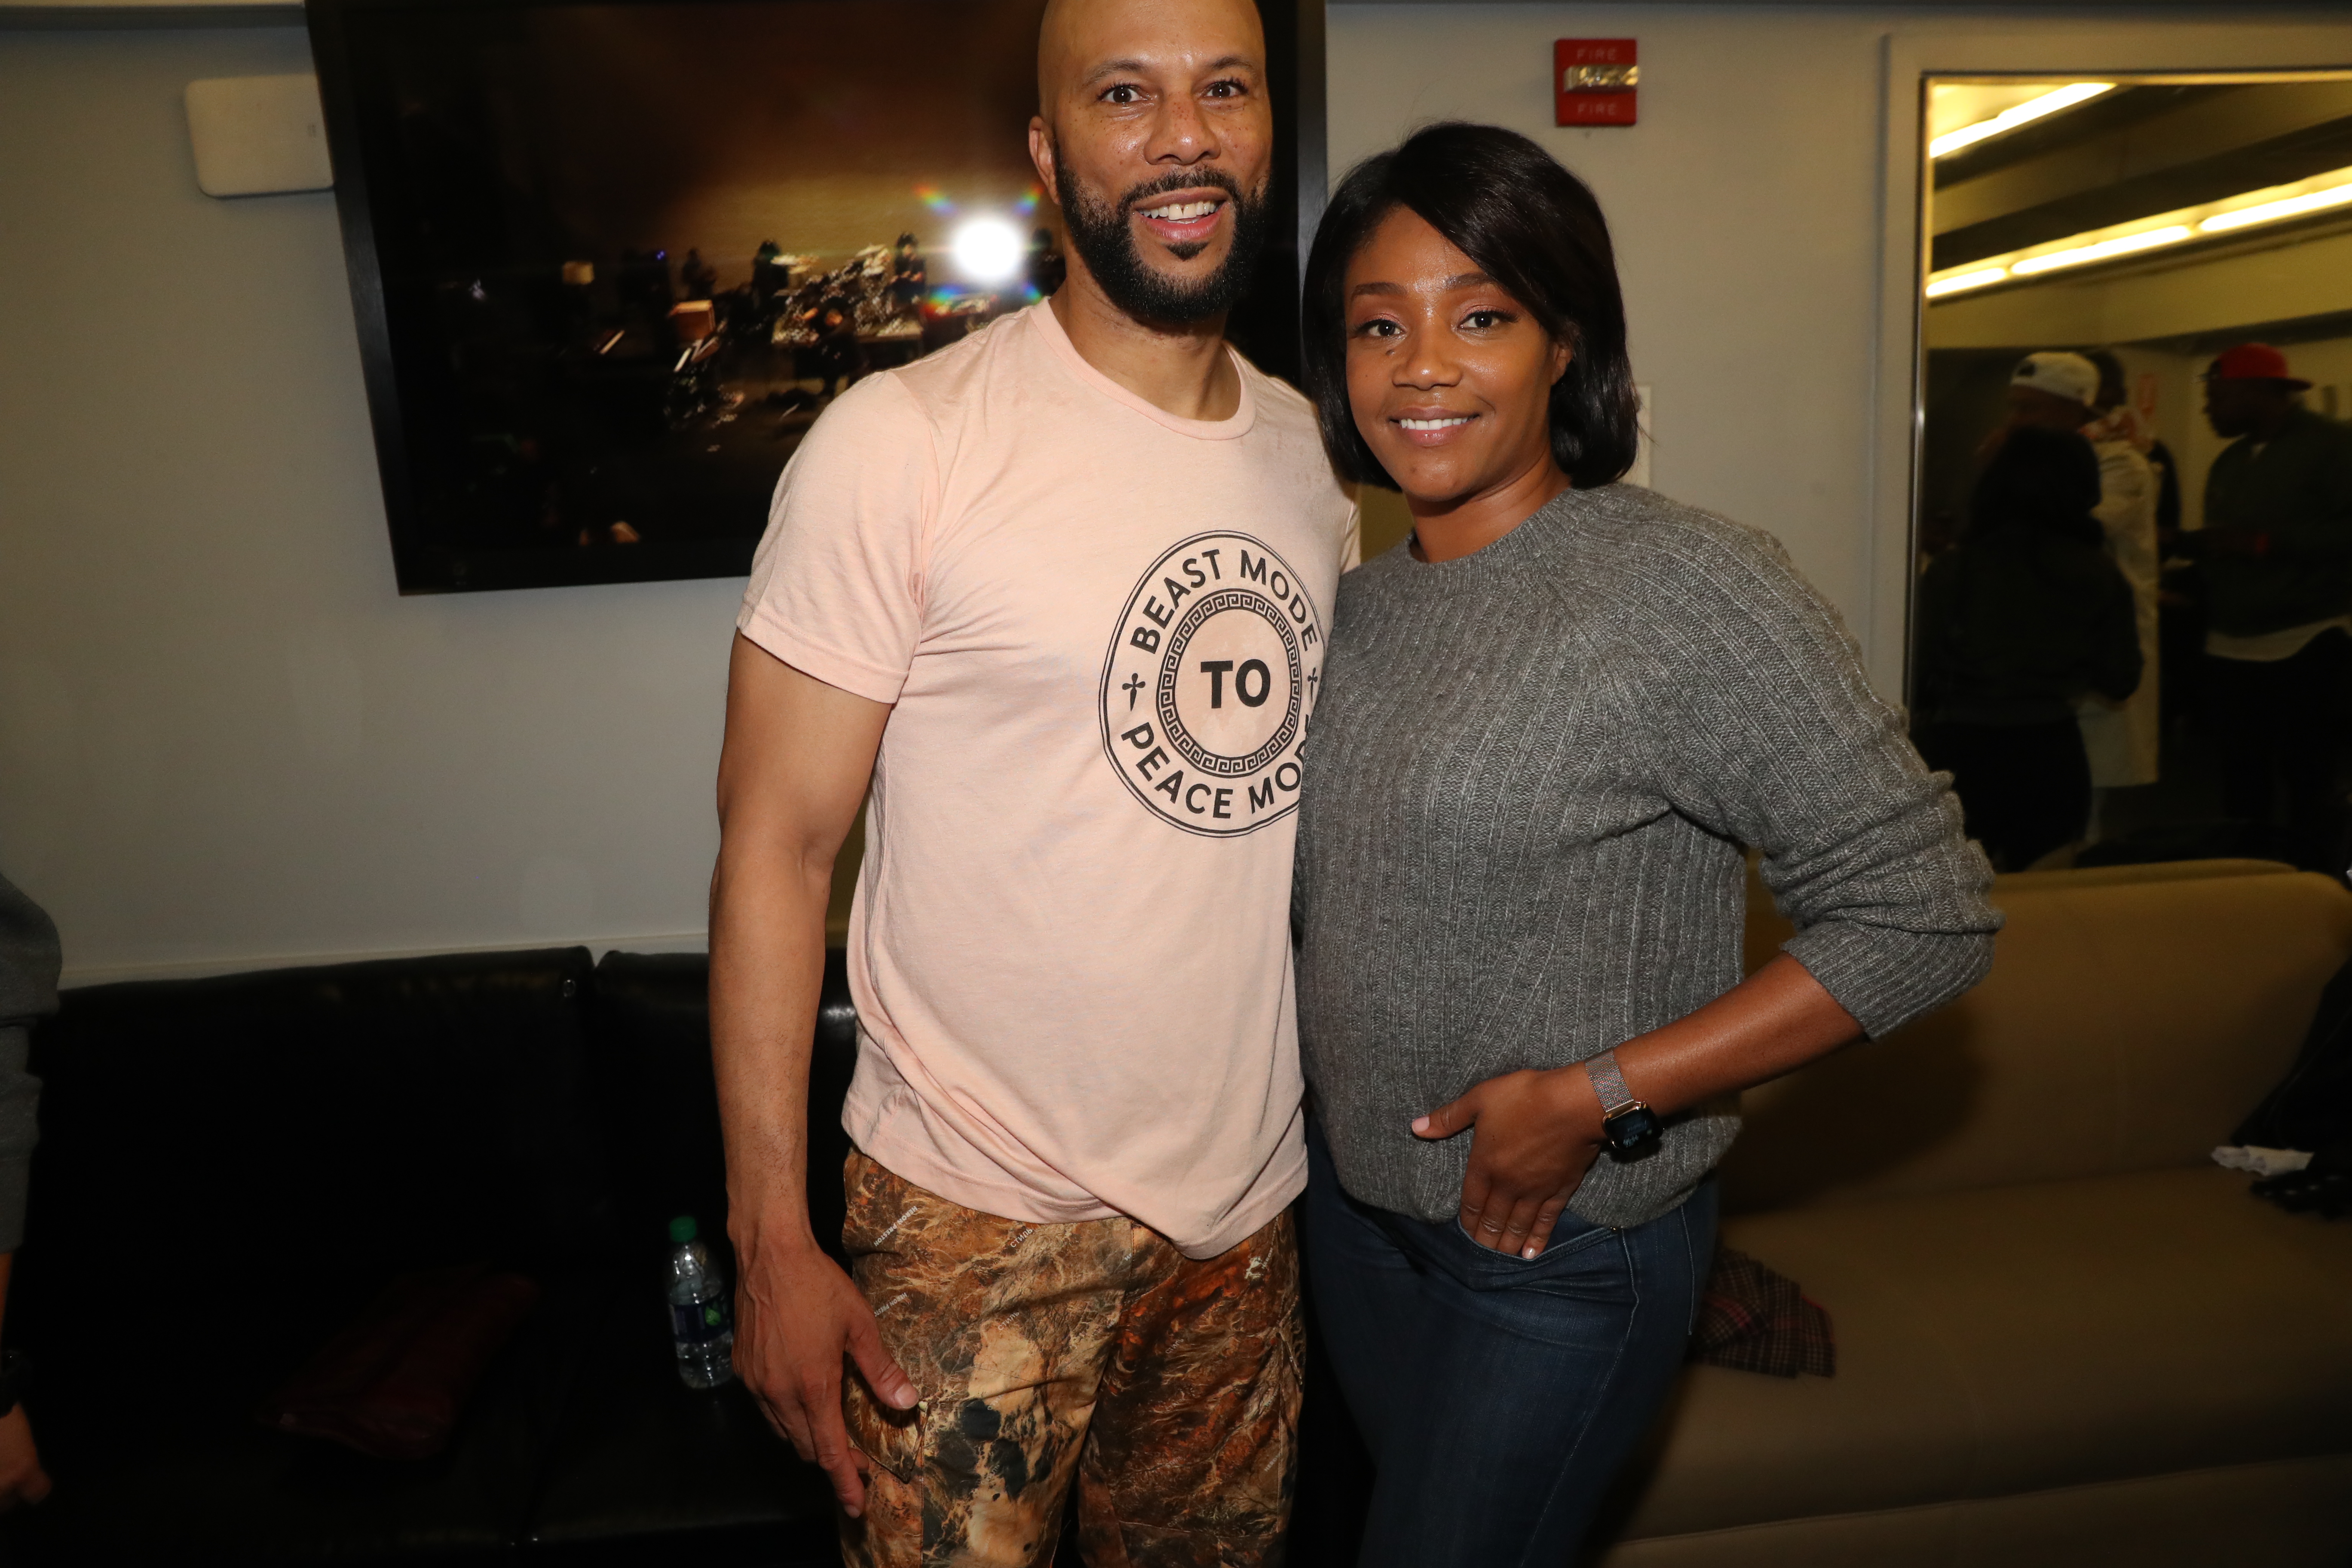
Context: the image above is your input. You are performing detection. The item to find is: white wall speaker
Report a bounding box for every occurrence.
[184,74,334,199]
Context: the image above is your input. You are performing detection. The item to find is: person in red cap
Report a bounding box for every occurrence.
[2174,342,2352,874]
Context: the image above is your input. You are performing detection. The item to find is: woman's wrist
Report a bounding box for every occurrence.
[1545,1062,1611,1145]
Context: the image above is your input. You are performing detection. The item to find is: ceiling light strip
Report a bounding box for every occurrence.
[1927,162,2352,299]
[2200,182,2352,234]
[1925,267,2006,299]
[1929,83,2113,160]
[2009,225,2192,275]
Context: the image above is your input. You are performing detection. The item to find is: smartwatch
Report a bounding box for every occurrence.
[1583,1050,1663,1155]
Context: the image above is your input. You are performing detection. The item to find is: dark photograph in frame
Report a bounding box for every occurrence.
[308,0,1323,594]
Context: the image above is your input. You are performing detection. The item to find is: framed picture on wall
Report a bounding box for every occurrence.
[309,0,1325,594]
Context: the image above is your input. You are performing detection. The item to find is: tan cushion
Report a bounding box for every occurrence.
[1742,859,2300,973]
[1615,1167,2352,1541]
[1992,857,2295,894]
[1602,1454,2352,1568]
[1722,870,2352,1212]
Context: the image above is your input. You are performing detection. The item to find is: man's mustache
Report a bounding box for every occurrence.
[1117,168,1247,216]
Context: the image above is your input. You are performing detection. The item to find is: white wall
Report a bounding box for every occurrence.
[12,7,2352,984]
[1328,3,2352,675]
[1334,4,1891,628]
[0,28,738,983]
[2279,334,2352,425]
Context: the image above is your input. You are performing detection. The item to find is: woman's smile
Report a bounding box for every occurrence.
[1392,408,1479,441]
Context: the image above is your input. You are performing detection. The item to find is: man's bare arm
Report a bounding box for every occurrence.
[710,634,914,1518]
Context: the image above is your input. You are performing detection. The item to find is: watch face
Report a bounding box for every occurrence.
[1607,1104,1663,1152]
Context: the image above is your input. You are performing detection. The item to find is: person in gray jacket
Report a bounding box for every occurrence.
[1292,123,1999,1564]
[0,871,53,1511]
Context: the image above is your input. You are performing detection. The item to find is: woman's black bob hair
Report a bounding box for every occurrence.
[1301,122,1640,491]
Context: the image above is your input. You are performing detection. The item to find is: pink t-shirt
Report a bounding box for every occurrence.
[738,302,1358,1258]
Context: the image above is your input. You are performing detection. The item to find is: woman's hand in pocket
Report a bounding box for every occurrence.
[1413,1066,1607,1259]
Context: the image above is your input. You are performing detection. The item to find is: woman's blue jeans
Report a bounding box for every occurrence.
[1303,1120,1717,1566]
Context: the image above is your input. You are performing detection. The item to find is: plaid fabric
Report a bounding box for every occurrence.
[1690,1245,1835,1378]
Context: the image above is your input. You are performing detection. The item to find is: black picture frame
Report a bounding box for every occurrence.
[306,0,1326,595]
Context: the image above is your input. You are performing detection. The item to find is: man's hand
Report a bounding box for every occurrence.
[1413,1066,1605,1260]
[0,1404,49,1511]
[733,1231,915,1518]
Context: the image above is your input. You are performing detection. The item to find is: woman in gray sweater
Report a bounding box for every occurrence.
[1293,123,2000,1563]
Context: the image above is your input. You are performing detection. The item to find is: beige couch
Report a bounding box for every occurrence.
[1597,862,2352,1567]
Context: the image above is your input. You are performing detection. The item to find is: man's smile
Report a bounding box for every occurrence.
[1134,192,1228,247]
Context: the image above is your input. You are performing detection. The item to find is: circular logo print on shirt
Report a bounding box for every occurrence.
[1098,531,1326,836]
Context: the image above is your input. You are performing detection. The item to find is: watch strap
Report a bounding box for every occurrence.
[1584,1049,1638,1117]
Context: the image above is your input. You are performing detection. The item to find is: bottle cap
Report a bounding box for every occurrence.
[668,1215,698,1245]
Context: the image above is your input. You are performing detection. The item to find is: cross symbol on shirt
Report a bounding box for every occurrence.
[1122,674,1145,709]
[1307,671,1320,700]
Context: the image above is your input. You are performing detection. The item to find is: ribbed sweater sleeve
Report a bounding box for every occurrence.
[1629,524,1999,1040]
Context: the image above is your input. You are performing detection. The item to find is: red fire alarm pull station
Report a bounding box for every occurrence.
[1556,39,1637,126]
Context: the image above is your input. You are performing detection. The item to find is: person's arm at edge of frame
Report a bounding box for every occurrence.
[710,633,916,1519]
[0,1252,49,1509]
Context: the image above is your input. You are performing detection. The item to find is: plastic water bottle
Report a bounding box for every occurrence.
[668,1215,735,1389]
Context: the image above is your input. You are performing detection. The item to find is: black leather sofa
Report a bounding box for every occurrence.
[0,946,858,1564]
[1,945,1373,1565]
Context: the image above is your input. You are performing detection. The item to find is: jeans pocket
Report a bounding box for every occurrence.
[1449,1212,1615,1271]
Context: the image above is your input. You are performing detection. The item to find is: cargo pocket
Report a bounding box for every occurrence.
[841,1360,926,1485]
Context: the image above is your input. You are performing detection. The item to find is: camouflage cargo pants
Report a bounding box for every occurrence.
[836,1149,1302,1567]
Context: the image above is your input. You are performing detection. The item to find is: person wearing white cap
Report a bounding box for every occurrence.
[2000,351,2162,803]
[2009,349,2100,411]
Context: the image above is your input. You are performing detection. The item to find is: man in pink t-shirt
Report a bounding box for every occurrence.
[708,0,1356,1559]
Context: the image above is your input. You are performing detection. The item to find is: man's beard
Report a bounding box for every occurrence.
[1054,161,1271,326]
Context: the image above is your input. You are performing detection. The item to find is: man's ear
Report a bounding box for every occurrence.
[1029,119,1061,206]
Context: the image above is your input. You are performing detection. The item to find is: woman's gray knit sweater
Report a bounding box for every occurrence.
[1296,484,2001,1230]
